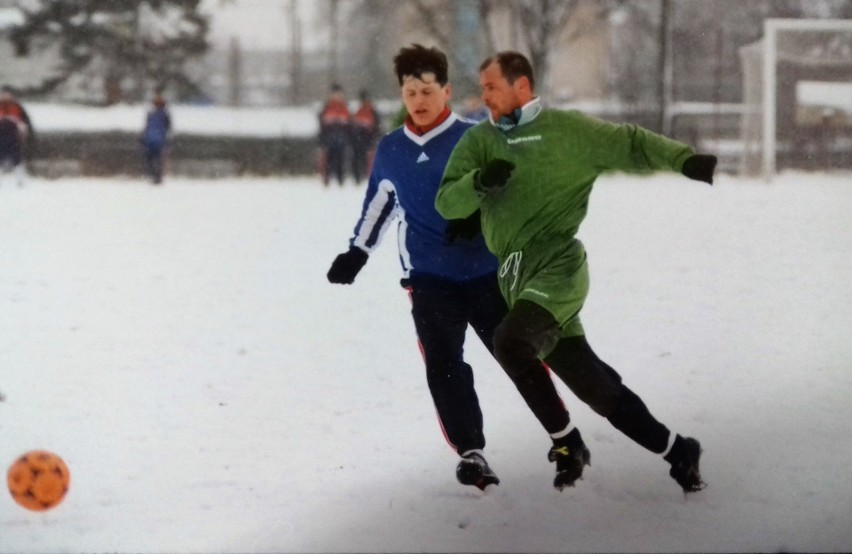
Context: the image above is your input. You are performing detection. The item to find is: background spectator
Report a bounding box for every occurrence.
[318,83,351,186]
[140,94,171,184]
[0,88,34,186]
[350,89,380,184]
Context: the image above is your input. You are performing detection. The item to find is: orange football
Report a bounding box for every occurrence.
[7,450,70,511]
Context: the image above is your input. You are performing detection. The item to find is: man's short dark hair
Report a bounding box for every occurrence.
[393,44,449,87]
[479,51,535,91]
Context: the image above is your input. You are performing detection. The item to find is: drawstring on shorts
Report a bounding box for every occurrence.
[499,251,523,290]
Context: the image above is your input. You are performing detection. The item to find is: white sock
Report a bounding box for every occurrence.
[550,422,576,441]
[661,432,678,458]
[460,448,484,459]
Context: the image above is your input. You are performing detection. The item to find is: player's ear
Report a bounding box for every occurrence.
[444,83,452,103]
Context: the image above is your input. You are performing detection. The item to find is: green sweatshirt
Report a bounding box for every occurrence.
[436,105,694,261]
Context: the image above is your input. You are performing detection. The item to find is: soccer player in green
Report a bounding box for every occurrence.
[436,51,716,493]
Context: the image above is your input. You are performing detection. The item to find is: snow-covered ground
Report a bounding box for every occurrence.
[1,171,851,553]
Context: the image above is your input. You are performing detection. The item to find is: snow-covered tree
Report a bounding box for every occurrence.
[10,0,209,104]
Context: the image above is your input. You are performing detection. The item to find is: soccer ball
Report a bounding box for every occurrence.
[7,450,70,511]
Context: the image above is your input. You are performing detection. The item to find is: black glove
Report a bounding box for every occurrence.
[681,154,717,185]
[475,159,515,193]
[445,210,482,243]
[327,246,368,284]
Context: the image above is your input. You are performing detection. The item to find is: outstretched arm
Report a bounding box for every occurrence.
[571,112,693,174]
[587,113,717,184]
[577,111,718,184]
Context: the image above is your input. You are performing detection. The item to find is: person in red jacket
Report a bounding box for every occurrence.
[350,89,380,184]
[0,88,33,186]
[318,83,351,186]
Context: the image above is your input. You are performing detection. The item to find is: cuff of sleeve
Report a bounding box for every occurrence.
[472,169,488,196]
[673,149,695,173]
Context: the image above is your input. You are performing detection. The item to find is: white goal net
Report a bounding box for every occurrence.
[739,18,852,177]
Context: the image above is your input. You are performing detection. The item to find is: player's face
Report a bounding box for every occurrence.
[479,62,521,121]
[401,73,450,128]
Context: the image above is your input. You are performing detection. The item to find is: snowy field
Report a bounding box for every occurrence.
[1,171,851,553]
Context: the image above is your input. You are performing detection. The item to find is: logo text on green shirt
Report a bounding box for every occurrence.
[506,135,542,145]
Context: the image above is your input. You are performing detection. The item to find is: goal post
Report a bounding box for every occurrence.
[741,18,852,178]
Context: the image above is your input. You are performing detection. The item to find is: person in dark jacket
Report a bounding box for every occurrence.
[141,94,171,184]
[0,88,34,186]
[318,84,351,186]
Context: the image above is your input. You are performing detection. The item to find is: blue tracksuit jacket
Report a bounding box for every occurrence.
[348,112,497,282]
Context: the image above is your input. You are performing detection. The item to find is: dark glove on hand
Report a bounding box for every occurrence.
[681,154,717,185]
[475,159,515,193]
[446,210,482,243]
[327,246,368,284]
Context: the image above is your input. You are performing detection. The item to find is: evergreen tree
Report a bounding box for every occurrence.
[10,0,209,103]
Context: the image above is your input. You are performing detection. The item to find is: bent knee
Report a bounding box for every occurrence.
[493,320,538,377]
[493,302,560,370]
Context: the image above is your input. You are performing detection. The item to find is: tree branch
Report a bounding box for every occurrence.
[410,0,478,91]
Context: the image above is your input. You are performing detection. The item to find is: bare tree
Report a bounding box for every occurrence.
[328,0,341,86]
[507,0,578,98]
[410,0,598,100]
[228,37,242,106]
[410,0,480,93]
[477,0,499,55]
[288,0,303,104]
[352,0,398,94]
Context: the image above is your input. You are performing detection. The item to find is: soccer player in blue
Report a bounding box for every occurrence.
[327,44,575,491]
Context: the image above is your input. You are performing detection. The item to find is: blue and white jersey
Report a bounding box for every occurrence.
[348,112,497,282]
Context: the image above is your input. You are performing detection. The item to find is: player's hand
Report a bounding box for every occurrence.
[446,210,482,243]
[475,159,515,193]
[681,154,717,185]
[327,247,368,284]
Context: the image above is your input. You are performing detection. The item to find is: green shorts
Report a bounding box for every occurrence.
[497,238,589,340]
